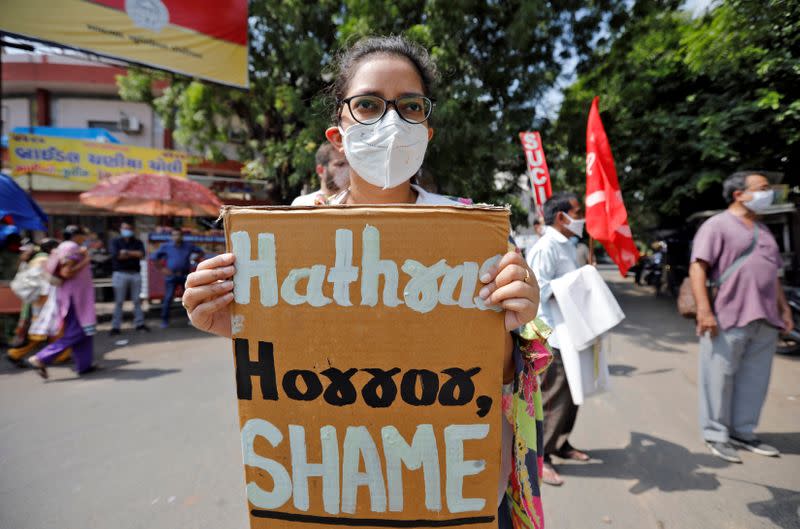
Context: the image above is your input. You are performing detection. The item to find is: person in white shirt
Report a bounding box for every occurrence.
[527,192,590,486]
[291,143,350,205]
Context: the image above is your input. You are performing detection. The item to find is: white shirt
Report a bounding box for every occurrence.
[526,226,578,348]
[328,184,461,206]
[291,190,326,206]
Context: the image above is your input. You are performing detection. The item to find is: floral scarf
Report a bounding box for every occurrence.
[502,318,553,529]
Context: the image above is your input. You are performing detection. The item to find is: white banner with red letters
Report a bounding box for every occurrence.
[518,131,552,208]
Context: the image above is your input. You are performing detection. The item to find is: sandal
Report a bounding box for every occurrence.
[558,447,591,461]
[542,463,564,486]
[27,357,49,379]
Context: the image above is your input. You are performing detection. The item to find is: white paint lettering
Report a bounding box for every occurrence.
[327,229,359,306]
[280,265,331,307]
[361,225,402,308]
[382,425,441,512]
[289,424,340,514]
[231,232,278,307]
[341,426,388,514]
[241,418,292,509]
[444,424,489,514]
[402,259,449,314]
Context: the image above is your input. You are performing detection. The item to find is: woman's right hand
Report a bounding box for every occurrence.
[182,253,236,338]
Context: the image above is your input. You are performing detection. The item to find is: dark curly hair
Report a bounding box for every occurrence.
[330,35,438,123]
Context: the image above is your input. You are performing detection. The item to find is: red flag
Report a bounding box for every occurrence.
[585,96,640,276]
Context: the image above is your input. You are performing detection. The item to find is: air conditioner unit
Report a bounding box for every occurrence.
[120,115,142,134]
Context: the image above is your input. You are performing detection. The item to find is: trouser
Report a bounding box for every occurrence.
[111,271,144,329]
[35,303,94,373]
[541,348,579,461]
[161,274,187,324]
[699,319,778,443]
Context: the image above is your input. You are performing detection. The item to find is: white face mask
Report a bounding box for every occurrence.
[339,111,429,189]
[562,212,585,237]
[743,189,774,214]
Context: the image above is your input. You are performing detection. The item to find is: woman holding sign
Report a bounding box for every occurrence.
[182,36,552,529]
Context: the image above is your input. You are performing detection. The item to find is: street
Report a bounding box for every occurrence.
[1,269,798,529]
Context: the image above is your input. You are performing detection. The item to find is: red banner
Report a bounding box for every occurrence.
[519,131,552,208]
[586,96,640,276]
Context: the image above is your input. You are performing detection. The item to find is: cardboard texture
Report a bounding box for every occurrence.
[223,205,510,529]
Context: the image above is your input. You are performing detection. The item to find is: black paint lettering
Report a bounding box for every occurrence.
[475,395,493,417]
[361,368,401,408]
[282,370,323,401]
[438,367,480,406]
[234,339,278,401]
[321,367,358,406]
[400,369,439,406]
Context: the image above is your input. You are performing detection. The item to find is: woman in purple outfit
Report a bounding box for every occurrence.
[28,225,97,379]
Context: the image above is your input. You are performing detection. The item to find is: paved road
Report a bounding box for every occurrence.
[1,271,798,529]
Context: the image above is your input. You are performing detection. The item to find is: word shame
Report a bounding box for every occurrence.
[231,226,502,314]
[241,418,490,515]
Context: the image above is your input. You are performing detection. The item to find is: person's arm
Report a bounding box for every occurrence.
[777,278,793,333]
[690,260,717,337]
[151,245,169,274]
[125,240,144,260]
[60,249,91,279]
[689,221,721,337]
[111,239,125,259]
[478,248,539,384]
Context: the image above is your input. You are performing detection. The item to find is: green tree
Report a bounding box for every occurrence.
[118,0,626,217]
[548,0,799,231]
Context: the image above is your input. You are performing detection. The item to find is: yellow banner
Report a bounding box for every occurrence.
[9,134,191,188]
[1,0,248,88]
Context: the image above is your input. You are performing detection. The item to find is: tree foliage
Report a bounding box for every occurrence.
[548,0,800,231]
[117,0,626,217]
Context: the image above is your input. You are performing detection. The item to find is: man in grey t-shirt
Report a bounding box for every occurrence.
[689,171,793,463]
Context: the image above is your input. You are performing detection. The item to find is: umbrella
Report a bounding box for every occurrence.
[0,173,48,230]
[79,173,223,217]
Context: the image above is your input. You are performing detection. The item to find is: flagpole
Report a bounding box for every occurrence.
[589,236,596,266]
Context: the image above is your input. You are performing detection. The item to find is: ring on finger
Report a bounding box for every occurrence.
[523,268,531,284]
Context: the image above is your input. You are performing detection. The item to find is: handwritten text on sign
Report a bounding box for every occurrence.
[224,206,509,529]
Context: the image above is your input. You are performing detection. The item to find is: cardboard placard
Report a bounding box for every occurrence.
[223,205,510,529]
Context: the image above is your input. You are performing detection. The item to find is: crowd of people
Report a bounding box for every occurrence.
[6,225,206,378]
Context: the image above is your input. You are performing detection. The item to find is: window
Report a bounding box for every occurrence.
[88,120,120,132]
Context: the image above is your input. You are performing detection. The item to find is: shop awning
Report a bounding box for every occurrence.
[11,126,121,143]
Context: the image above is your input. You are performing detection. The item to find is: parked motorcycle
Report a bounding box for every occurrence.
[777,286,800,355]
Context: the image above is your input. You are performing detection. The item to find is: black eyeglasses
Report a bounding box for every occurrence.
[339,94,435,125]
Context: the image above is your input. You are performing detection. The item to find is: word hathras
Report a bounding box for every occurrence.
[231,226,503,314]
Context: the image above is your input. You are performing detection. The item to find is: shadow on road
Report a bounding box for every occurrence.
[608,364,675,377]
[747,484,800,529]
[554,432,728,494]
[1,324,211,377]
[607,279,697,354]
[45,357,180,383]
[757,432,800,456]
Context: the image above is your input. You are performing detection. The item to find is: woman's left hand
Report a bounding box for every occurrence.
[478,249,539,331]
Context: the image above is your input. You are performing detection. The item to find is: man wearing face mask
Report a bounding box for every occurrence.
[690,171,793,463]
[292,143,350,205]
[526,192,589,486]
[110,222,148,335]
